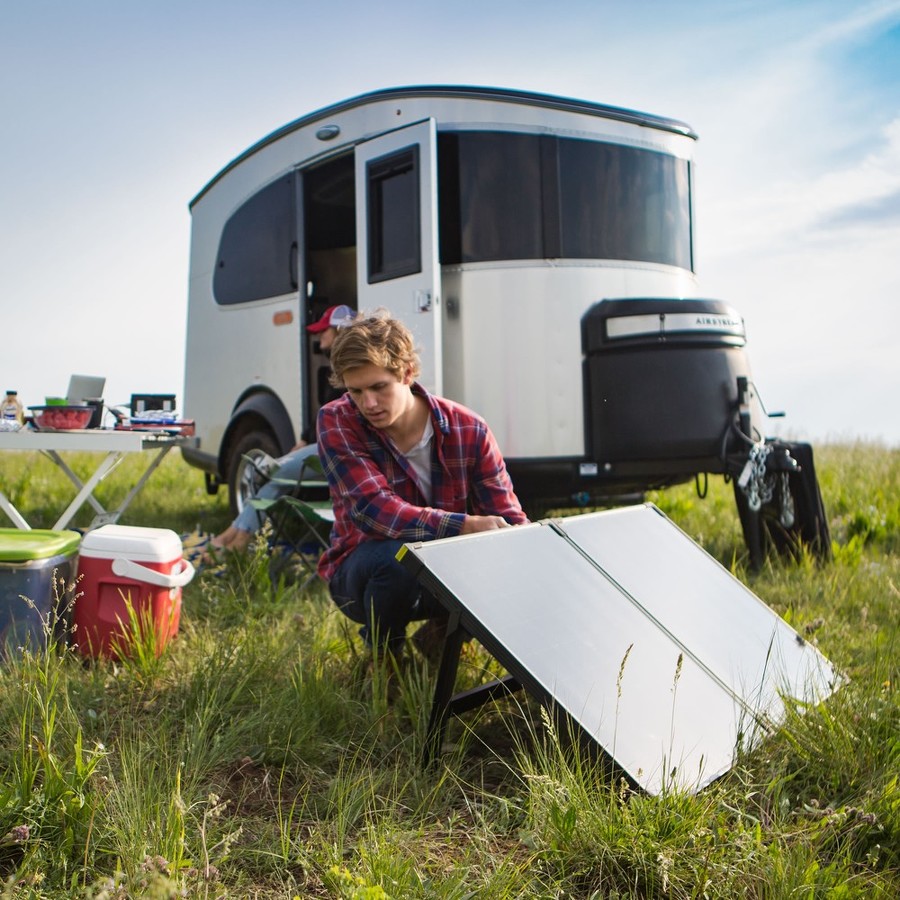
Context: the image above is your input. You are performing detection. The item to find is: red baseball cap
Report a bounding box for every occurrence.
[307,304,355,333]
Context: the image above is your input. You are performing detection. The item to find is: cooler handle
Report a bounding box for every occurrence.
[110,556,196,589]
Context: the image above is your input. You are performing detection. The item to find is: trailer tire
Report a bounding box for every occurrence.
[226,428,281,519]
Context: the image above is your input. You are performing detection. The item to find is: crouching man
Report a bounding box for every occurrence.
[316,310,527,658]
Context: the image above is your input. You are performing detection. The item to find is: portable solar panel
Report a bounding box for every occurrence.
[399,504,839,795]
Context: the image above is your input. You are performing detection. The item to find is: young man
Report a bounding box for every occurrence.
[205,305,355,558]
[316,310,527,656]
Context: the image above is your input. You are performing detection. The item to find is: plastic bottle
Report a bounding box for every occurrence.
[1,391,25,425]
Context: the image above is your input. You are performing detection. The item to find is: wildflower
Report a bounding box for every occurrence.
[657,850,672,893]
[1,824,29,845]
[140,855,170,876]
[804,617,825,635]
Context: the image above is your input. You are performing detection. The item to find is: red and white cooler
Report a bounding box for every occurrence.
[74,524,195,659]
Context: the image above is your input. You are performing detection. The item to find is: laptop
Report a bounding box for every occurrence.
[66,374,106,405]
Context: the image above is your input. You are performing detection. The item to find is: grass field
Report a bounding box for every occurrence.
[0,442,897,898]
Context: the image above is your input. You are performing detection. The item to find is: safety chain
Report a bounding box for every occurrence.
[738,442,772,512]
[738,441,796,527]
[779,471,795,528]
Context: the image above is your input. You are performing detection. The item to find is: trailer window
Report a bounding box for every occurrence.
[558,140,691,269]
[438,132,693,271]
[214,175,297,305]
[366,146,420,283]
[440,132,543,262]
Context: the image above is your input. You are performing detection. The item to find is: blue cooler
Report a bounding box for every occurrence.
[0,529,81,658]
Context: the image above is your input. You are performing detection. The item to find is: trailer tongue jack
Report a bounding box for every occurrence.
[728,376,831,569]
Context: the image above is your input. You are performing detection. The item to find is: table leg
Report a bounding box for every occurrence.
[0,490,30,529]
[44,450,114,517]
[50,451,124,531]
[87,445,173,529]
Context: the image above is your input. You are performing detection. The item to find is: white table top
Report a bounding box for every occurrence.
[0,429,197,452]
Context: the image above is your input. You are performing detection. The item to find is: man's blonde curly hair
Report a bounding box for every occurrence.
[328,309,422,388]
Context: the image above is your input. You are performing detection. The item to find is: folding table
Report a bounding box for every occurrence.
[0,430,198,531]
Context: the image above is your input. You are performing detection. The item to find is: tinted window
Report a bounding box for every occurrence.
[452,132,543,262]
[438,132,693,271]
[214,176,297,305]
[367,146,420,282]
[558,139,691,269]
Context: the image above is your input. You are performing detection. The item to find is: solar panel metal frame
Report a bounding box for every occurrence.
[399,504,840,795]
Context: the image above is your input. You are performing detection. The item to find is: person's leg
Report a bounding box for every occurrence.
[329,540,431,653]
[270,443,319,483]
[230,503,263,535]
[211,525,239,547]
[203,524,251,563]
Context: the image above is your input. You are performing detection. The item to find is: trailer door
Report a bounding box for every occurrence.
[355,119,442,393]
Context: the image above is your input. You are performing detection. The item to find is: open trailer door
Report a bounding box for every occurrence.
[354,119,442,394]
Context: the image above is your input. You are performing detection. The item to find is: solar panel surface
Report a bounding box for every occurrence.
[401,505,840,794]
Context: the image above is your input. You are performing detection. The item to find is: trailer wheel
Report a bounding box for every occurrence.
[226,428,281,519]
[733,442,831,570]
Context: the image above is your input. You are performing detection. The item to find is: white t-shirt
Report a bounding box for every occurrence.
[400,417,434,504]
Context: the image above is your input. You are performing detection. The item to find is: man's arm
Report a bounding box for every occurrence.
[465,420,529,526]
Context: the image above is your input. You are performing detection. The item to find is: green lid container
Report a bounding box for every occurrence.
[0,529,81,562]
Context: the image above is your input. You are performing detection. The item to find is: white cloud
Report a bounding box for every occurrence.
[708,116,900,255]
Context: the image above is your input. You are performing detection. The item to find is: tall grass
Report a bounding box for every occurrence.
[0,442,897,897]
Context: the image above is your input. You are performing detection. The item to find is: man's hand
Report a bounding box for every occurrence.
[460,514,511,534]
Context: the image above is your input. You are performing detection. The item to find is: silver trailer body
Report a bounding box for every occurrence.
[184,86,773,519]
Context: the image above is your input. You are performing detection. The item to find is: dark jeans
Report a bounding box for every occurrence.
[328,539,444,652]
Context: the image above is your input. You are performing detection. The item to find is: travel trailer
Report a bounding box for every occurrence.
[182,85,829,566]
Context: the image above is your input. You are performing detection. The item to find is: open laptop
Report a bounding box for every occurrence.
[66,374,106,404]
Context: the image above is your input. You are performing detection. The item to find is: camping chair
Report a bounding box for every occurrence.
[248,453,334,587]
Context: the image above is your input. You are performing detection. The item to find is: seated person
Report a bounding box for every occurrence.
[208,443,321,556]
[316,310,527,657]
[208,305,354,557]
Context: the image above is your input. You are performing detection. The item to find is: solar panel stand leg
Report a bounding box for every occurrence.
[423,610,524,769]
[446,675,521,715]
[424,610,466,768]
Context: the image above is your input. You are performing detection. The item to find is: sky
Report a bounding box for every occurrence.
[2,0,899,446]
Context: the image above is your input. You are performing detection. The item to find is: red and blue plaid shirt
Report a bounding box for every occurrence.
[316,383,527,582]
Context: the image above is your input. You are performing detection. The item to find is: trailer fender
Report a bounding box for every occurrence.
[219,391,295,479]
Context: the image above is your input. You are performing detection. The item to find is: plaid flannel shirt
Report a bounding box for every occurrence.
[316,383,527,582]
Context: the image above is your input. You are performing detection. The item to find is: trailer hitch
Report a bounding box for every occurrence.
[726,378,831,568]
[736,441,797,527]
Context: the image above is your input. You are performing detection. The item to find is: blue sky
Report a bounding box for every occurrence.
[2,0,899,444]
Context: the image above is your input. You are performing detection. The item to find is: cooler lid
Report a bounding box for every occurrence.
[0,528,82,561]
[78,524,183,563]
